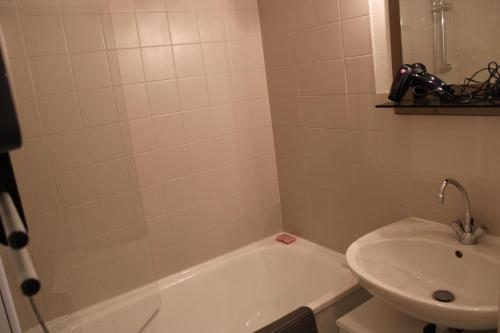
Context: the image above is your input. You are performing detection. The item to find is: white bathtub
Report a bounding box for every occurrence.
[26,234,369,333]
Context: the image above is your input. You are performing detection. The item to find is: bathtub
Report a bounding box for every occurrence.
[25,234,369,333]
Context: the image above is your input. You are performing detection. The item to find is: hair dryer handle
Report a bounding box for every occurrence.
[389,64,413,102]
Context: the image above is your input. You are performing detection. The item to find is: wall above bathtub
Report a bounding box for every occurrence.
[0,0,282,329]
[258,0,500,254]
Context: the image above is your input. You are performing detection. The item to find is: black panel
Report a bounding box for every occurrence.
[0,46,26,246]
[0,47,21,153]
[377,99,500,108]
[376,93,500,116]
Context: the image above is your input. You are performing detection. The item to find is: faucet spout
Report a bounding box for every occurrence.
[436,178,472,232]
[436,178,480,245]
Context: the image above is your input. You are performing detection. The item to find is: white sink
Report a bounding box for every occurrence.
[346,217,500,330]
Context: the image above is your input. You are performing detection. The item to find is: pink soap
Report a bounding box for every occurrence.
[276,233,296,244]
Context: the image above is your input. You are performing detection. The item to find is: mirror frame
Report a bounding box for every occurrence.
[368,0,403,94]
[387,0,402,72]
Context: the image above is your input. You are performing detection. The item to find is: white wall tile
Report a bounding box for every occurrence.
[132,151,162,187]
[78,88,119,127]
[139,184,167,219]
[134,0,165,11]
[92,159,132,198]
[30,55,74,95]
[187,139,218,173]
[64,14,105,52]
[341,16,372,57]
[339,0,369,19]
[197,11,227,42]
[163,176,196,212]
[55,167,97,207]
[152,113,186,148]
[136,12,171,46]
[178,76,209,110]
[9,59,35,99]
[1,16,27,58]
[225,10,252,40]
[108,0,134,12]
[182,108,213,142]
[116,48,145,84]
[158,145,191,181]
[168,11,200,44]
[166,0,196,11]
[111,13,139,48]
[38,93,82,134]
[22,15,67,56]
[147,80,181,115]
[128,118,157,153]
[18,0,60,15]
[64,201,105,241]
[141,46,176,81]
[47,130,89,171]
[202,42,231,74]
[122,83,151,119]
[100,192,138,230]
[85,124,125,162]
[173,44,204,77]
[71,51,111,90]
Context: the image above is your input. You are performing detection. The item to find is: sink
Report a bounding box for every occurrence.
[346,217,500,330]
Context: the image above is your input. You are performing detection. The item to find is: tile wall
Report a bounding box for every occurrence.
[258,0,500,253]
[0,0,280,328]
[3,0,500,329]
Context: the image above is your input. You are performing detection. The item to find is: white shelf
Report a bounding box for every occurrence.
[337,298,424,333]
[337,298,496,333]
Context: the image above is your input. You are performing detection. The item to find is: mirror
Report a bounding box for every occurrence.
[399,0,500,84]
[367,0,398,94]
[370,0,500,114]
[378,0,500,86]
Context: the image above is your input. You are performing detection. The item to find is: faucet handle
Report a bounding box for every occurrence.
[450,219,464,236]
[472,223,488,240]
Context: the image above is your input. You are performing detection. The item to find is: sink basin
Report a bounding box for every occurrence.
[346,217,500,330]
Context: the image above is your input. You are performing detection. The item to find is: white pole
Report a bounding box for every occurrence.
[0,255,22,333]
[0,192,28,249]
[10,248,40,297]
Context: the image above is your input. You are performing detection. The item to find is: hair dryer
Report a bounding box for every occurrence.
[389,63,455,102]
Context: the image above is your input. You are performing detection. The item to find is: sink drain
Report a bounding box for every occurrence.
[432,290,455,302]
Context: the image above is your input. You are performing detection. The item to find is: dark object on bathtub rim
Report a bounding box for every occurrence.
[423,323,463,333]
[254,306,318,333]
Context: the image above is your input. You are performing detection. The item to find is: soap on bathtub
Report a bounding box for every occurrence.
[276,234,296,244]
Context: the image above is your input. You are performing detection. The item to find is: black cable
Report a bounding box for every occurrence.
[452,61,500,103]
[414,62,500,103]
[28,297,49,333]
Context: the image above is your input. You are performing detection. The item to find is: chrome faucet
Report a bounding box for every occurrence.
[436,178,486,245]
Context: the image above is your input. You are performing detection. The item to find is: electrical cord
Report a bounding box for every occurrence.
[412,86,447,99]
[453,61,500,103]
[28,297,49,333]
[413,62,500,103]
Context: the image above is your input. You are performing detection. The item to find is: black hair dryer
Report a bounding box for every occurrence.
[388,63,455,102]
